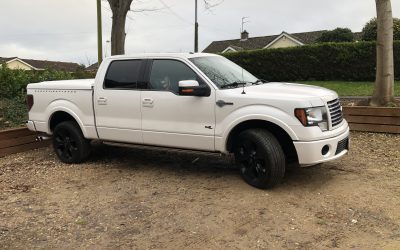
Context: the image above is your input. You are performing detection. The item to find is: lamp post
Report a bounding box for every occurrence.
[105,40,111,58]
[97,0,103,65]
[194,0,199,53]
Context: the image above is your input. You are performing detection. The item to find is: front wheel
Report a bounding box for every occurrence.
[234,129,286,189]
[52,121,91,164]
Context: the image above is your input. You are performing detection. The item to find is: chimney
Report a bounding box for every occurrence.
[241,30,249,41]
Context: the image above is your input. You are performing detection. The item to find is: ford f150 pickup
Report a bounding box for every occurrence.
[26,53,349,189]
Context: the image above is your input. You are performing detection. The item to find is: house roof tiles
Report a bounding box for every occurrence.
[0,57,81,71]
[203,30,362,53]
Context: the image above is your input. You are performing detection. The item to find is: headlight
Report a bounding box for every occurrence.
[295,107,328,131]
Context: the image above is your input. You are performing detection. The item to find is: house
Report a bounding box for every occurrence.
[85,63,99,72]
[0,57,82,72]
[203,30,362,53]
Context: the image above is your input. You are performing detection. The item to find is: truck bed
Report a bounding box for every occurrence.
[28,79,95,90]
[26,79,97,139]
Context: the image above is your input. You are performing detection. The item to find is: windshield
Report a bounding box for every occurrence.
[189,56,258,89]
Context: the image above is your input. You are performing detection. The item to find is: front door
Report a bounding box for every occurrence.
[94,59,144,143]
[141,59,216,151]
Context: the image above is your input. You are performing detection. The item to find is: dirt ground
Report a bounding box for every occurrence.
[0,132,399,249]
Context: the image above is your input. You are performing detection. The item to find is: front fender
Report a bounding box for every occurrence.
[216,105,299,153]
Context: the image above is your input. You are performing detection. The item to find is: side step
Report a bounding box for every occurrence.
[103,141,226,158]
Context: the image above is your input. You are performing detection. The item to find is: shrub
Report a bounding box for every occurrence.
[0,97,28,128]
[0,66,75,99]
[0,66,94,129]
[316,28,354,43]
[362,17,400,41]
[224,41,400,82]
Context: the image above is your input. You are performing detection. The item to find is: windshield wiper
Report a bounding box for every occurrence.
[253,79,269,85]
[220,81,250,89]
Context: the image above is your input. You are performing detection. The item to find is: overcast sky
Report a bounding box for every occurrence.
[0,0,399,65]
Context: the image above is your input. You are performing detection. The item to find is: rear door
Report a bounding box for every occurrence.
[94,59,145,143]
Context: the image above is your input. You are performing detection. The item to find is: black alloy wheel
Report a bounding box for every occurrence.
[52,121,90,163]
[234,129,285,189]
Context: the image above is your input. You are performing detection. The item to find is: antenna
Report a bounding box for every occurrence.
[241,17,249,32]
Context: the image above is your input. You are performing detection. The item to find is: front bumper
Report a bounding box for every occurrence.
[294,126,350,166]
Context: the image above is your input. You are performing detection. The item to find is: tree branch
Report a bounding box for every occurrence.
[203,0,224,11]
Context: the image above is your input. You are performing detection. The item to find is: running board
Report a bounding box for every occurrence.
[103,141,226,158]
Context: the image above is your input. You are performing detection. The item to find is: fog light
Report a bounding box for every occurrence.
[321,145,330,155]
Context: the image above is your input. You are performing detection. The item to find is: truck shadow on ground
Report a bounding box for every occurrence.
[86,143,336,190]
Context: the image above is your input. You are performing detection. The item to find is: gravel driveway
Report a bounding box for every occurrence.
[1,132,399,249]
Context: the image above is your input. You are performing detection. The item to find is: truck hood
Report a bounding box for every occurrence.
[27,79,95,90]
[218,82,338,109]
[243,82,337,100]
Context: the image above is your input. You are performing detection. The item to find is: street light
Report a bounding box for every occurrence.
[105,40,111,58]
[97,0,103,65]
[194,0,199,53]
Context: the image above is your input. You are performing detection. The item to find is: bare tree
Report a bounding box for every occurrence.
[370,0,395,106]
[106,0,133,56]
[203,0,223,11]
[106,0,222,56]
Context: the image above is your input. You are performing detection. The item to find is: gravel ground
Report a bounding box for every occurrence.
[0,132,399,249]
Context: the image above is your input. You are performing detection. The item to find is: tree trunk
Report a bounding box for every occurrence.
[107,0,133,56]
[370,0,395,106]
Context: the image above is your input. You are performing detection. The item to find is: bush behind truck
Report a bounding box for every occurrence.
[224,41,400,82]
[0,66,94,129]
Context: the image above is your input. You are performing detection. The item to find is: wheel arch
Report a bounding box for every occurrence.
[48,109,86,137]
[225,119,299,164]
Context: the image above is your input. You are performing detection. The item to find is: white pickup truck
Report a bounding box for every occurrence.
[26,53,349,189]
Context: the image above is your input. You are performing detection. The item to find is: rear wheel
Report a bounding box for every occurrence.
[52,121,91,163]
[234,129,286,189]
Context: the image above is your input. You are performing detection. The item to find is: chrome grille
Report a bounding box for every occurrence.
[327,98,343,127]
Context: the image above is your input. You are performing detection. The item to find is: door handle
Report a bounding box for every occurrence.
[98,97,107,105]
[142,98,154,107]
[142,98,153,104]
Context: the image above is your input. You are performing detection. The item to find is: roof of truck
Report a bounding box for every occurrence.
[108,53,218,60]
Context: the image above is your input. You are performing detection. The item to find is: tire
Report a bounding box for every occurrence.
[52,121,91,164]
[234,129,286,189]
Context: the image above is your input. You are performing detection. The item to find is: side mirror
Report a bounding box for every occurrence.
[178,80,210,97]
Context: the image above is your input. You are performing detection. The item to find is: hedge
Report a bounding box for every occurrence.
[0,66,95,129]
[224,41,400,82]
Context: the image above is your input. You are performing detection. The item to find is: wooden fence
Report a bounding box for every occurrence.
[343,106,400,134]
[0,107,399,158]
[0,128,50,157]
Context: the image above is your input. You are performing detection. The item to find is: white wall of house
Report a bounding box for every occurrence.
[268,36,301,49]
[222,47,238,53]
[6,60,34,70]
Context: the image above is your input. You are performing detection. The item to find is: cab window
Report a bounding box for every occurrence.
[104,60,142,89]
[148,60,199,93]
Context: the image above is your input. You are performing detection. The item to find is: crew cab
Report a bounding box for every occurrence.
[26,53,349,189]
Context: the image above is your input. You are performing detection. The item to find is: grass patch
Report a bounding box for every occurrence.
[298,81,400,96]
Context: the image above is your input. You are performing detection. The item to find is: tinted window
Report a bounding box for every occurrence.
[149,60,198,93]
[104,60,142,89]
